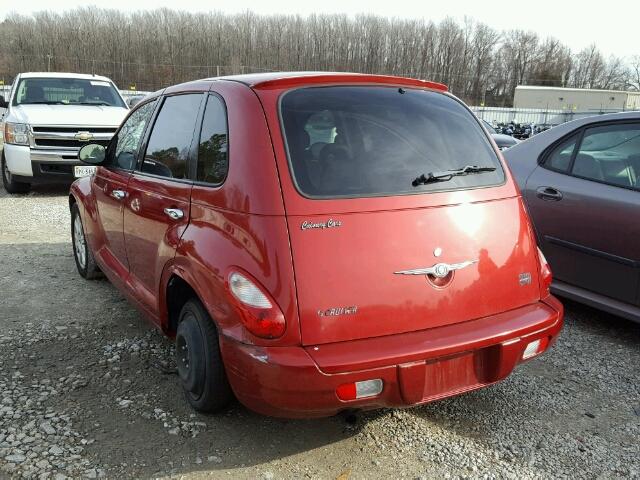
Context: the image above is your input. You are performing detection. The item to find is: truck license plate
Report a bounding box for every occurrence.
[74,166,97,178]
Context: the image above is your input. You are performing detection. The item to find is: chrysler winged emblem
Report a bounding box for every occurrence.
[394,259,478,278]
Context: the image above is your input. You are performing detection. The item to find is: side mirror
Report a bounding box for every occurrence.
[0,95,7,109]
[78,143,106,165]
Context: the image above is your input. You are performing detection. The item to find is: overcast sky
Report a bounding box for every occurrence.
[1,0,638,59]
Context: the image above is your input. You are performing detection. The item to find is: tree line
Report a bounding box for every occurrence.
[0,8,638,106]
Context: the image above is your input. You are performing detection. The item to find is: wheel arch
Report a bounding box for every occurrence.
[161,264,222,338]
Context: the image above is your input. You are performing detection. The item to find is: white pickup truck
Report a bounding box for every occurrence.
[0,72,129,193]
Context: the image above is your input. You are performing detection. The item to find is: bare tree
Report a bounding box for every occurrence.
[0,8,634,106]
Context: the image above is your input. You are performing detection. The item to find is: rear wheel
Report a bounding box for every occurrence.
[71,203,101,279]
[176,299,233,412]
[1,154,30,194]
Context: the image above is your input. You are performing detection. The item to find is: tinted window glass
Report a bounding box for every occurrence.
[110,100,156,170]
[573,123,640,188]
[197,95,229,184]
[281,86,504,198]
[545,134,577,172]
[141,94,202,179]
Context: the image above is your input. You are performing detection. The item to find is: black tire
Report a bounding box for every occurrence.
[176,299,233,413]
[71,203,101,279]
[1,153,30,194]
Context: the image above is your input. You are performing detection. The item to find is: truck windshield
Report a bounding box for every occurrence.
[280,86,504,198]
[13,77,126,108]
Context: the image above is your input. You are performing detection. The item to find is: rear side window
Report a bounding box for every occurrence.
[141,94,202,179]
[280,86,504,198]
[197,95,229,184]
[544,134,578,172]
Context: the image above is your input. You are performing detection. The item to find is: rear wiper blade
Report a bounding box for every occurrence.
[412,165,497,187]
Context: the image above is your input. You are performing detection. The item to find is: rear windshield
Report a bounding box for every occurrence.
[280,86,504,198]
[13,77,125,108]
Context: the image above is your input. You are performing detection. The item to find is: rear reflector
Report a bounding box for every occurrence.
[522,337,549,360]
[336,379,383,401]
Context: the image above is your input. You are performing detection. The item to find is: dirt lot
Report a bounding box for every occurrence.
[0,185,639,480]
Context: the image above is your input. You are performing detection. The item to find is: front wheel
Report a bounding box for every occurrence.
[1,154,30,194]
[71,203,101,279]
[176,299,233,412]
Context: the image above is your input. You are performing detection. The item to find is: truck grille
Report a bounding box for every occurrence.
[34,139,111,149]
[31,126,117,151]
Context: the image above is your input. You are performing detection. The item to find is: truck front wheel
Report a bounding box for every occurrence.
[1,153,30,194]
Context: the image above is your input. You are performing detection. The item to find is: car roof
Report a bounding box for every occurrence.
[534,110,640,139]
[217,72,448,91]
[153,72,448,93]
[504,110,640,159]
[18,72,115,82]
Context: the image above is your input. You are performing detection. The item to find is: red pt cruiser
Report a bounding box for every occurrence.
[70,73,563,418]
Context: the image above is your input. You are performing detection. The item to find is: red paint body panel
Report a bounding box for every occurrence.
[174,203,300,346]
[287,197,541,345]
[70,72,564,418]
[220,298,562,418]
[123,173,192,316]
[91,167,131,271]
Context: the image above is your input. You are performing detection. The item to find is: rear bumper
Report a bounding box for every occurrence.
[220,296,564,418]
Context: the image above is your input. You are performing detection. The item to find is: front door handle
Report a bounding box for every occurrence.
[536,186,563,201]
[111,190,126,200]
[164,208,184,220]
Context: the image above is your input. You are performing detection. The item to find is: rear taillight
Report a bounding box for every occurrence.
[227,271,285,339]
[537,247,552,298]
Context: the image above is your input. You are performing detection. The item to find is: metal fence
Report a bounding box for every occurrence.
[470,106,636,128]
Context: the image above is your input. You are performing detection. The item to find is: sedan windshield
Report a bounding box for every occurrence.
[13,77,125,108]
[280,86,504,198]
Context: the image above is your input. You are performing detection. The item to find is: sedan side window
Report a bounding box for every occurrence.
[110,100,156,170]
[196,95,229,185]
[543,134,578,172]
[572,123,640,188]
[141,94,203,179]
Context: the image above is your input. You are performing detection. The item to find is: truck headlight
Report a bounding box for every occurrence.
[4,122,30,146]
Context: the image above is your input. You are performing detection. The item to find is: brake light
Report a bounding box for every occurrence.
[227,271,285,339]
[537,247,552,298]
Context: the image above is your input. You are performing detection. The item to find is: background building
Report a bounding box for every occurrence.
[514,85,640,111]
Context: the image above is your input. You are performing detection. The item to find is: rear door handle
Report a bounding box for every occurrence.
[536,186,563,201]
[111,190,126,200]
[164,208,184,220]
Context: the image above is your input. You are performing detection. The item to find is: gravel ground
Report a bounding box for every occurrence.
[0,184,639,480]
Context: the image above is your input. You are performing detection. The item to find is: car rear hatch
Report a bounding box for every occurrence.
[271,84,542,345]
